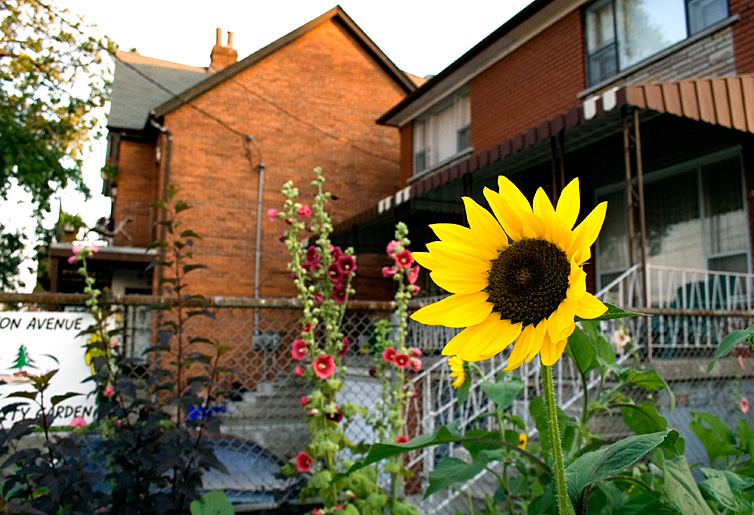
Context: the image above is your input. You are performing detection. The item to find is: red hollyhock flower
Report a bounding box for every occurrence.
[305,246,321,271]
[410,357,422,372]
[294,365,304,377]
[386,240,401,257]
[394,249,414,268]
[336,255,357,276]
[291,339,307,360]
[394,353,411,369]
[330,245,343,260]
[312,354,335,379]
[295,451,313,473]
[325,405,343,423]
[407,265,420,284]
[327,263,342,284]
[382,346,396,363]
[333,286,347,304]
[382,266,396,278]
[302,321,313,333]
[300,395,309,407]
[339,337,350,356]
[395,435,409,443]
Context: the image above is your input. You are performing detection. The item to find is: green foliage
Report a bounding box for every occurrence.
[189,491,234,515]
[708,324,754,372]
[0,222,25,291]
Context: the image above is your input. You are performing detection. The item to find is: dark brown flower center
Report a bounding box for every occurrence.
[486,239,570,327]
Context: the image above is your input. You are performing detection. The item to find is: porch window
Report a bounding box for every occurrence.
[596,153,748,288]
[584,0,729,85]
[413,90,471,176]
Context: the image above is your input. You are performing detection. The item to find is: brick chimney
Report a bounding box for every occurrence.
[209,28,238,71]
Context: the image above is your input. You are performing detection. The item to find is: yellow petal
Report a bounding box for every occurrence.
[430,268,488,294]
[431,223,499,261]
[556,178,580,229]
[568,201,607,264]
[504,323,537,371]
[498,176,532,213]
[412,251,444,271]
[475,319,523,359]
[540,335,567,366]
[484,187,525,242]
[576,292,608,319]
[524,319,548,362]
[533,187,556,219]
[462,197,508,251]
[426,241,492,274]
[442,313,500,357]
[566,263,587,299]
[411,292,493,328]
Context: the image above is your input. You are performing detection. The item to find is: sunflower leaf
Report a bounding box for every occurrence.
[565,327,598,376]
[706,324,754,373]
[578,302,646,322]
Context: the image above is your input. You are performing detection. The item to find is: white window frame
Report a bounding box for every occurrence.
[413,89,471,177]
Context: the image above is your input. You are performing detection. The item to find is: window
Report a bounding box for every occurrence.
[585,0,729,85]
[413,90,471,175]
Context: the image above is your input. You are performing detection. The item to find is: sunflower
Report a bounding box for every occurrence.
[411,177,607,370]
[448,355,466,388]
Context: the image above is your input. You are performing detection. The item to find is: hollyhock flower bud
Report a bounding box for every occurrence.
[739,354,746,371]
[394,249,414,268]
[267,208,279,222]
[741,398,750,414]
[104,385,114,396]
[410,357,422,372]
[312,354,335,379]
[291,339,307,360]
[394,353,411,369]
[278,234,285,243]
[298,205,312,217]
[409,284,421,296]
[410,347,421,357]
[294,365,304,377]
[386,240,401,257]
[407,265,420,285]
[382,346,396,363]
[369,367,377,377]
[295,451,313,473]
[314,293,323,303]
[67,255,78,264]
[395,435,409,443]
[300,395,309,407]
[382,266,396,278]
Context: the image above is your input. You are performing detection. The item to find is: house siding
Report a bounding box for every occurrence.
[111,139,158,247]
[137,20,405,298]
[731,0,754,73]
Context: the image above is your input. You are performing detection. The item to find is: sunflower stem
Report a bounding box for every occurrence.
[542,364,570,515]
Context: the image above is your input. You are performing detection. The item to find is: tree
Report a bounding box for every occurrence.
[0,222,25,291]
[0,0,114,288]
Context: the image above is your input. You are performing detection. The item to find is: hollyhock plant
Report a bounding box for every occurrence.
[291,339,308,360]
[312,354,335,379]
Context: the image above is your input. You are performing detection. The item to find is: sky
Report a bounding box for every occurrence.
[3,0,534,291]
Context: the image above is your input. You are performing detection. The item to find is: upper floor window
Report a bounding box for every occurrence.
[585,0,729,85]
[414,90,470,176]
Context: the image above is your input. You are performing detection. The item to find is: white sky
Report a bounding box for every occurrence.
[2,0,533,291]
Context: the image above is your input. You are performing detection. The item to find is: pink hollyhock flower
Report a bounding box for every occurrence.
[300,395,309,407]
[339,337,350,356]
[72,243,83,255]
[410,357,422,372]
[407,265,420,285]
[327,263,342,283]
[409,284,421,296]
[104,385,114,397]
[741,398,750,414]
[312,354,335,379]
[336,255,357,276]
[298,205,312,218]
[67,254,78,264]
[294,365,304,377]
[312,509,321,515]
[267,208,279,222]
[382,346,396,363]
[386,240,401,257]
[394,353,411,369]
[291,339,308,360]
[395,435,409,443]
[70,417,87,428]
[410,347,421,357]
[111,339,119,348]
[739,354,746,371]
[295,451,313,473]
[394,249,414,268]
[382,266,396,278]
[335,504,343,511]
[333,286,347,304]
[90,244,99,253]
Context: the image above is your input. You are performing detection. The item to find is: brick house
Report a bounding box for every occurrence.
[335,0,754,324]
[46,6,417,298]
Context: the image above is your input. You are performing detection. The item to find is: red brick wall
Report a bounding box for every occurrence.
[156,19,405,298]
[399,123,413,187]
[470,9,586,152]
[111,139,158,247]
[730,0,754,73]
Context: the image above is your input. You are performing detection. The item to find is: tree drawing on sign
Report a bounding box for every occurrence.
[11,345,35,371]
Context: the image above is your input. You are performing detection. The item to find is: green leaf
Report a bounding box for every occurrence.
[180,229,201,239]
[698,477,753,513]
[619,402,667,435]
[425,456,489,498]
[577,302,646,321]
[595,333,616,365]
[189,491,234,515]
[700,467,754,491]
[663,456,714,515]
[5,391,37,401]
[707,325,754,372]
[626,369,675,411]
[689,411,737,465]
[183,264,208,274]
[457,375,471,406]
[50,392,81,407]
[480,378,523,412]
[565,327,598,375]
[564,429,674,500]
[174,200,190,213]
[462,429,501,460]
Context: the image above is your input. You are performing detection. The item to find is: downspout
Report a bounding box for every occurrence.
[149,114,173,296]
[254,161,266,304]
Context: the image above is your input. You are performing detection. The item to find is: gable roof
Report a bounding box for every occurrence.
[108,51,209,131]
[152,5,417,119]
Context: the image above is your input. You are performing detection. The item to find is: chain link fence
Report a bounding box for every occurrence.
[1,284,753,513]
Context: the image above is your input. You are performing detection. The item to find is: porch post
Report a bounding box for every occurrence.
[622,110,636,268]
[632,109,649,310]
